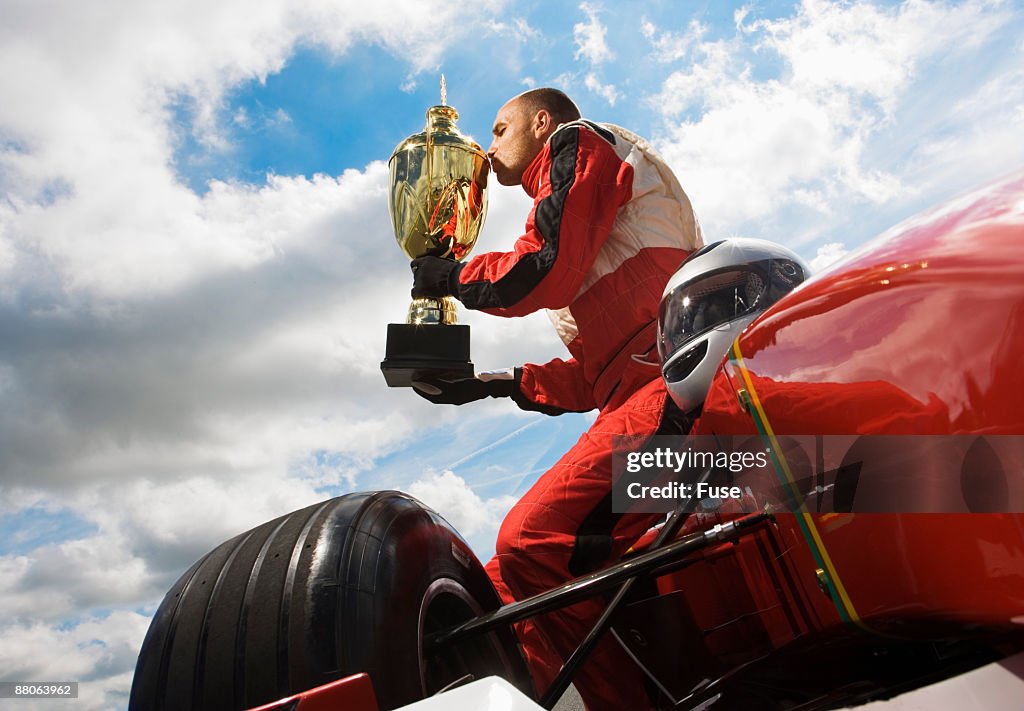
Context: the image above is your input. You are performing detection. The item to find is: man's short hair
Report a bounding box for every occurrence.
[517,88,581,125]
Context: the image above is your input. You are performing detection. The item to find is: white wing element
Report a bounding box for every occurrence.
[856,651,1024,710]
[395,677,545,711]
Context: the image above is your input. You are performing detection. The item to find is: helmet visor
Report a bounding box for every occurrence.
[658,266,774,363]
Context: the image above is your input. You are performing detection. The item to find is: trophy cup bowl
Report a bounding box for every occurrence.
[381,96,489,387]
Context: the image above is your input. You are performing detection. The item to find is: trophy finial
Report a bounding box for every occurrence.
[440,74,447,106]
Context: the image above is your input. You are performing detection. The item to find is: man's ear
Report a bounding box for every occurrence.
[532,109,554,140]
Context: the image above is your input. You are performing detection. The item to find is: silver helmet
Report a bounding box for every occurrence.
[657,238,810,413]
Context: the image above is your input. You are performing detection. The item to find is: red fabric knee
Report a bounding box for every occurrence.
[483,378,676,710]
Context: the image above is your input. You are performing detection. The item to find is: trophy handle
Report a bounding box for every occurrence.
[407,297,458,325]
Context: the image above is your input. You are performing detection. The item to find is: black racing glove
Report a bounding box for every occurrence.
[412,370,515,406]
[411,255,463,299]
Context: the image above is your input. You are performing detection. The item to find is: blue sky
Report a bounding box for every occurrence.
[1,1,1023,708]
[178,1,887,184]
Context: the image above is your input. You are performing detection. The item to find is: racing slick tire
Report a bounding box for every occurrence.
[129,491,533,710]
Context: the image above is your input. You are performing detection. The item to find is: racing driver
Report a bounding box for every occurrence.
[409,87,702,710]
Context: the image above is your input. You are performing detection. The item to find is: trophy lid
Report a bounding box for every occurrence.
[390,77,483,157]
[424,104,459,133]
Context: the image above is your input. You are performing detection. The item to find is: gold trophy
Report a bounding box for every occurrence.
[381,77,489,387]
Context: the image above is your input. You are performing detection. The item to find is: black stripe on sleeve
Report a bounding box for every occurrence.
[457,127,581,310]
[580,120,616,145]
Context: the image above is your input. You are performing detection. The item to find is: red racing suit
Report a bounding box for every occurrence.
[450,120,703,709]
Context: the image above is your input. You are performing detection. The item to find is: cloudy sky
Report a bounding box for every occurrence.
[0,0,1022,708]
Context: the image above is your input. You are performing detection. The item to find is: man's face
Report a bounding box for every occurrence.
[487,98,547,187]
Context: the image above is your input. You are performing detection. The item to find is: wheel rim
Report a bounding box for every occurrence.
[417,577,514,697]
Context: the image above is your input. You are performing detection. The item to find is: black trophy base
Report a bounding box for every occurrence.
[381,323,474,387]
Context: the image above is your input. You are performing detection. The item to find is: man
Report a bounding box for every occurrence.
[410,88,703,710]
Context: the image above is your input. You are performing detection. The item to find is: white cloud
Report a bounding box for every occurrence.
[408,469,517,540]
[0,237,14,282]
[574,2,613,65]
[640,17,705,62]
[902,38,1024,196]
[486,17,542,43]
[810,241,849,271]
[747,0,998,112]
[585,73,619,106]
[651,0,1021,247]
[734,5,753,29]
[0,611,150,711]
[658,77,849,224]
[513,18,541,40]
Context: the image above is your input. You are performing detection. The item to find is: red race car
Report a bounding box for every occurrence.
[129,171,1024,711]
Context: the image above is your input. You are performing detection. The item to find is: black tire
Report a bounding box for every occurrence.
[129,491,534,710]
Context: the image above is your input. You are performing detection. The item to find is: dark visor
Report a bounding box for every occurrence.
[659,266,765,362]
[658,259,804,363]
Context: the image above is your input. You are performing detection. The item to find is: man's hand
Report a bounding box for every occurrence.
[411,255,462,299]
[412,370,515,405]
